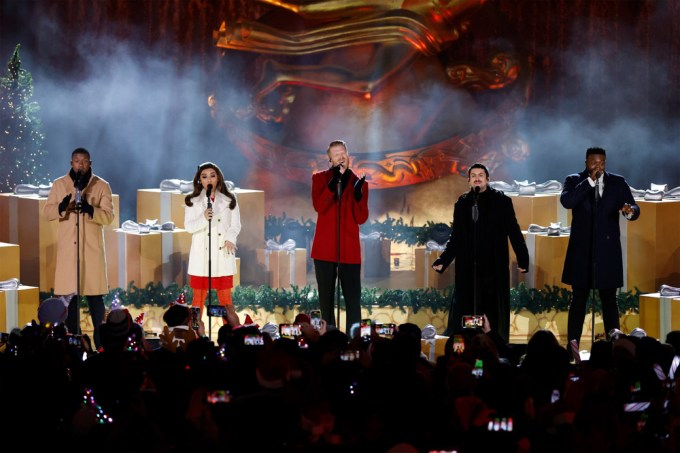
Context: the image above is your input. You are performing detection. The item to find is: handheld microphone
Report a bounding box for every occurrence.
[474,186,480,195]
[206,184,213,209]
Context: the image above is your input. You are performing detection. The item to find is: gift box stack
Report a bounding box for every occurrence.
[136,186,264,285]
[625,198,680,294]
[0,244,39,332]
[513,227,570,290]
[106,223,193,289]
[0,192,120,292]
[255,240,307,289]
[639,290,680,340]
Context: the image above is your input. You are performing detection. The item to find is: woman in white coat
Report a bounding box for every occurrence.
[184,162,241,327]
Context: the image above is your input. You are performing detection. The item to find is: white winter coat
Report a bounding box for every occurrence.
[184,190,241,277]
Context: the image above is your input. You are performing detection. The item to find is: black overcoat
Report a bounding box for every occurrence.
[435,187,529,341]
[560,170,640,289]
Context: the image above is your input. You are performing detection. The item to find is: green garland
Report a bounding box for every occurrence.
[40,283,640,315]
[265,213,450,247]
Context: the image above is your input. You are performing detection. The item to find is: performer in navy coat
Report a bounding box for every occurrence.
[561,147,640,348]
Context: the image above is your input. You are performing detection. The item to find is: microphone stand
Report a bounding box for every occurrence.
[472,188,480,317]
[590,175,600,346]
[74,182,82,335]
[207,189,213,339]
[335,174,342,329]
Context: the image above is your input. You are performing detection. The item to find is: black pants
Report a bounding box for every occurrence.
[66,295,105,349]
[568,287,619,346]
[314,259,361,333]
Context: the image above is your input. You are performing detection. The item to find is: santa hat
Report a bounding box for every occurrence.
[234,314,259,330]
[174,292,188,306]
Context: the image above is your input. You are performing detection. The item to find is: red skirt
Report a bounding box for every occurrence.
[189,275,233,290]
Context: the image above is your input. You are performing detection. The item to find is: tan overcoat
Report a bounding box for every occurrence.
[43,172,115,295]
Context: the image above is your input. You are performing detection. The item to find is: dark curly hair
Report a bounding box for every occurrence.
[185,162,236,209]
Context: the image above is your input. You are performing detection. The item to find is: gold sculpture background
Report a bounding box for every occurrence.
[210,0,531,190]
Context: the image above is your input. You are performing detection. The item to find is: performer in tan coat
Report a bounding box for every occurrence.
[43,148,115,348]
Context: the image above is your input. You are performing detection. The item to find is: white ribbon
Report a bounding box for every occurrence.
[359,232,381,240]
[160,179,237,193]
[159,179,194,193]
[660,284,680,297]
[425,240,446,252]
[13,183,52,197]
[489,179,562,195]
[121,219,175,233]
[421,324,436,339]
[0,278,20,290]
[527,222,571,235]
[265,239,296,251]
[630,184,680,201]
[3,287,19,331]
[117,230,128,289]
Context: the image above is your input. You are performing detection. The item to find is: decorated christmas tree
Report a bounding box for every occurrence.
[0,44,50,192]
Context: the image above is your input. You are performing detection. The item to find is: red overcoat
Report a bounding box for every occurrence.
[310,168,369,264]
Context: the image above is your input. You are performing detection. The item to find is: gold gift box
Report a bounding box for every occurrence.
[0,242,20,281]
[0,193,120,292]
[639,292,680,340]
[0,285,40,332]
[516,232,570,290]
[255,248,307,289]
[414,248,455,290]
[136,188,264,285]
[107,228,193,289]
[626,199,680,293]
[508,193,570,231]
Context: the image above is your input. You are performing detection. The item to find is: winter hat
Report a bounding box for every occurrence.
[37,297,69,325]
[294,313,311,325]
[104,308,133,339]
[163,304,191,328]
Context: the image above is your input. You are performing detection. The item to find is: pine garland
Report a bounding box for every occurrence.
[40,282,640,315]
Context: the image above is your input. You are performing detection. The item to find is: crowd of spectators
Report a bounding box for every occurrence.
[1,300,679,452]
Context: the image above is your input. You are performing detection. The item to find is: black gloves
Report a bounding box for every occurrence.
[354,175,366,202]
[80,197,94,218]
[327,165,342,193]
[58,194,72,215]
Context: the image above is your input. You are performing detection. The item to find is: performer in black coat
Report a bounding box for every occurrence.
[561,147,640,348]
[433,163,529,342]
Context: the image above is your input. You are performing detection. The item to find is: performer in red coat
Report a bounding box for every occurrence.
[311,140,369,332]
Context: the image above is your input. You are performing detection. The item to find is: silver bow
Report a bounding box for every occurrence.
[265,239,296,251]
[359,232,381,240]
[425,240,447,252]
[0,278,20,290]
[660,284,680,297]
[122,219,175,233]
[421,324,437,339]
[630,184,680,201]
[527,222,570,235]
[489,179,562,195]
[261,322,279,338]
[14,183,52,197]
[159,179,194,193]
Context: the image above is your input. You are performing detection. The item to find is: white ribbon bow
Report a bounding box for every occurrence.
[421,324,437,340]
[489,179,562,195]
[265,239,296,251]
[425,240,447,252]
[527,223,571,235]
[159,179,194,193]
[630,184,680,201]
[359,232,381,241]
[660,284,680,297]
[122,219,175,233]
[14,183,52,197]
[0,278,20,290]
